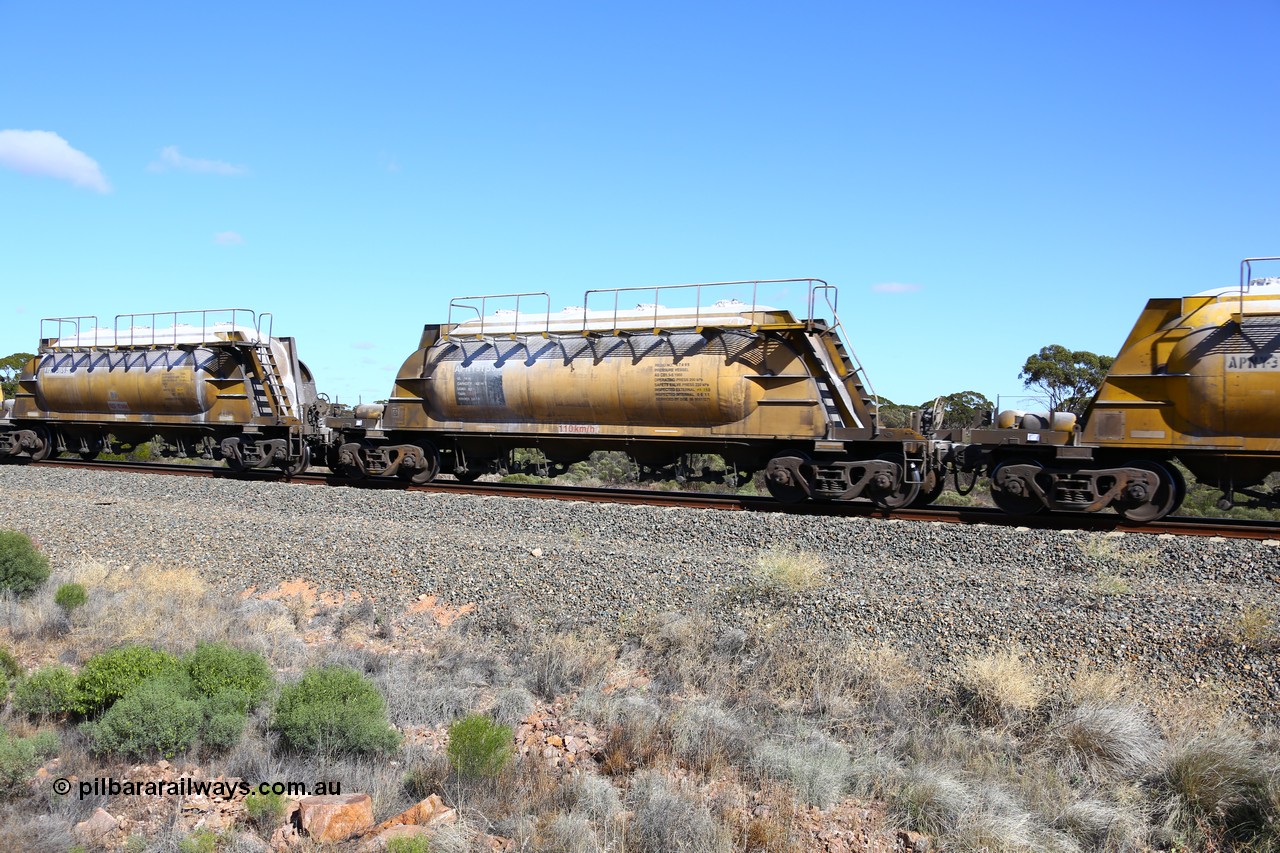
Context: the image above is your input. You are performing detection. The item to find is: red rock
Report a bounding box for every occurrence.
[898,829,933,852]
[298,794,375,842]
[73,808,118,844]
[365,794,456,834]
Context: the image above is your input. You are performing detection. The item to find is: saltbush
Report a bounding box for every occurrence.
[446,713,514,778]
[244,789,287,829]
[13,664,78,719]
[0,646,21,688]
[74,645,182,716]
[177,828,218,853]
[54,582,88,613]
[0,728,59,795]
[0,530,50,596]
[82,674,201,758]
[183,642,273,708]
[199,689,250,750]
[272,666,399,755]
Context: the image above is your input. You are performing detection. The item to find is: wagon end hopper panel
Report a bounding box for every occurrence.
[1083,291,1280,453]
[382,329,837,441]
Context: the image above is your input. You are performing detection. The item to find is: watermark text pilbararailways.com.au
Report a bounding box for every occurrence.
[52,777,342,800]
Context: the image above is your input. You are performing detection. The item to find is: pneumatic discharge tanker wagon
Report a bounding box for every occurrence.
[327,279,937,508]
[940,258,1280,521]
[0,310,323,473]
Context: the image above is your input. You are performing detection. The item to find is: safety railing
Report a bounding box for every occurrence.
[1238,257,1280,320]
[582,278,827,333]
[39,316,97,350]
[443,292,552,340]
[41,309,271,350]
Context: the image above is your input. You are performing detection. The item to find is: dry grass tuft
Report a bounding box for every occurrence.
[529,631,614,700]
[751,730,851,809]
[76,561,221,653]
[1079,534,1158,570]
[958,648,1044,728]
[1054,797,1147,852]
[673,700,750,773]
[1227,604,1279,651]
[1155,725,1276,847]
[894,766,976,836]
[626,770,733,853]
[1049,701,1162,780]
[749,547,827,595]
[1094,573,1132,596]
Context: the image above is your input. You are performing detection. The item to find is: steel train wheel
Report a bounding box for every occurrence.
[764,452,810,503]
[989,458,1046,516]
[28,427,53,462]
[908,467,946,508]
[1115,460,1181,523]
[398,442,439,485]
[869,453,921,510]
[284,445,311,478]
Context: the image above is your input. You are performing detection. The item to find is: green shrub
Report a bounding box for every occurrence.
[387,837,432,853]
[0,530,50,596]
[272,666,400,755]
[13,665,78,719]
[74,645,181,716]
[0,728,59,795]
[54,582,88,613]
[184,642,273,708]
[244,788,287,829]
[0,646,20,689]
[199,689,249,751]
[82,674,201,758]
[446,713,514,778]
[177,828,218,853]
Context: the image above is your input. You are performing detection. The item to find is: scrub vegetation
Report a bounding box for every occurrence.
[0,531,1275,852]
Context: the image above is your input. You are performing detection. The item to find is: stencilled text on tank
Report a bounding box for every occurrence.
[1225,353,1280,371]
[455,365,507,407]
[160,372,191,398]
[653,364,711,400]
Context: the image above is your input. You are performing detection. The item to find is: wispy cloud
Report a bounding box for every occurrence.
[872,282,922,294]
[149,146,248,176]
[352,341,376,350]
[0,130,110,192]
[213,231,244,246]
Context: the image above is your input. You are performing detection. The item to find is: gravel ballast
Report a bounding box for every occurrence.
[1,465,1276,720]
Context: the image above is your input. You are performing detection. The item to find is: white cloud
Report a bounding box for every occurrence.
[213,231,244,246]
[872,282,922,294]
[149,146,248,176]
[352,341,376,350]
[0,130,110,192]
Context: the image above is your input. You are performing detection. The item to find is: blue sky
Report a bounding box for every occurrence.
[2,1,1278,409]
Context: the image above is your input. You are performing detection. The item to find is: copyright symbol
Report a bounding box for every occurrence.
[52,778,71,796]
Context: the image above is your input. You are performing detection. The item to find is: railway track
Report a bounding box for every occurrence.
[25,458,1280,540]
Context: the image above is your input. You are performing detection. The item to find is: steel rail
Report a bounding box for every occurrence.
[22,458,1280,540]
